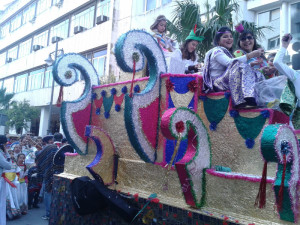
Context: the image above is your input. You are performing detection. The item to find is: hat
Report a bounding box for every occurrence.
[53,144,74,166]
[150,15,167,31]
[185,29,204,42]
[42,135,54,143]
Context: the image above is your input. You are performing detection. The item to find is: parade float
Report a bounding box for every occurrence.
[49,30,300,225]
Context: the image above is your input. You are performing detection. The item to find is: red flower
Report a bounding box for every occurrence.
[188,80,198,92]
[165,79,174,92]
[151,198,160,204]
[133,193,139,202]
[175,121,185,133]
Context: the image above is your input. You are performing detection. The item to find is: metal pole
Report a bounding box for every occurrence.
[46,40,58,135]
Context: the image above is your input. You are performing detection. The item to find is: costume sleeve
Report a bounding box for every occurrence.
[214,50,247,66]
[171,49,182,61]
[0,152,11,170]
[273,47,298,81]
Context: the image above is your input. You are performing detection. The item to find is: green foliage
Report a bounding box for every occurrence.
[6,100,40,134]
[167,0,273,61]
[0,88,14,112]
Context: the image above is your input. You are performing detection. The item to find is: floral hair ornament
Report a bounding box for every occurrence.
[235,23,244,33]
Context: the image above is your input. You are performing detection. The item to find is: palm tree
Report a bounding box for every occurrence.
[167,0,272,60]
[0,88,14,112]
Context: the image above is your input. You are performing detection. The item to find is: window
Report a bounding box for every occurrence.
[0,80,3,89]
[0,52,6,66]
[258,11,269,26]
[44,66,57,88]
[22,3,36,24]
[37,0,51,15]
[0,22,10,38]
[162,0,171,5]
[7,46,18,61]
[268,36,280,50]
[92,50,107,78]
[28,68,44,90]
[96,0,110,18]
[291,3,300,40]
[15,73,28,93]
[33,30,49,48]
[3,77,14,93]
[144,0,170,12]
[82,52,92,62]
[50,19,69,42]
[146,0,156,11]
[10,13,22,32]
[19,39,32,58]
[270,8,280,21]
[71,6,95,36]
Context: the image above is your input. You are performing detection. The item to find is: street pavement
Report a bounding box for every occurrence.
[7,203,48,225]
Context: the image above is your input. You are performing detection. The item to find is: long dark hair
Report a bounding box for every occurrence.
[0,135,7,153]
[213,27,233,52]
[238,30,267,60]
[237,30,258,51]
[180,39,197,61]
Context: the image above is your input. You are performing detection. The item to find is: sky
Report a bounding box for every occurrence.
[0,0,15,11]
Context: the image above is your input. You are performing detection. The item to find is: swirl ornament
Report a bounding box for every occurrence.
[85,125,115,185]
[161,107,211,208]
[53,53,99,154]
[115,30,167,163]
[260,124,300,223]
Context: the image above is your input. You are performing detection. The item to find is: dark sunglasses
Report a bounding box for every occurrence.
[240,36,254,41]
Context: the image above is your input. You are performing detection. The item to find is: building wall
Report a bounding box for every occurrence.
[0,0,113,135]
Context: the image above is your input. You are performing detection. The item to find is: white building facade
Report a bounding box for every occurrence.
[0,0,299,136]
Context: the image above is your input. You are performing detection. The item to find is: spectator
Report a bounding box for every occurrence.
[0,135,11,225]
[27,158,41,210]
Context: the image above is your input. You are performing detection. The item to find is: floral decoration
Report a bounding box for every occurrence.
[165,79,174,92]
[187,80,198,93]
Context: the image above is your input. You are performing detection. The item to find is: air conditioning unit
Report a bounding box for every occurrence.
[6,57,12,63]
[32,45,43,52]
[29,17,36,24]
[55,0,63,8]
[74,26,85,34]
[96,15,108,25]
[51,36,63,44]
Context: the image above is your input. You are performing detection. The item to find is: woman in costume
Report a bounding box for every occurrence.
[170,29,204,74]
[202,26,265,107]
[0,135,11,225]
[5,148,21,219]
[16,153,28,215]
[233,27,280,80]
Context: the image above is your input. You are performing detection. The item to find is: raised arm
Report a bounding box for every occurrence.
[215,49,263,67]
[273,34,298,81]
